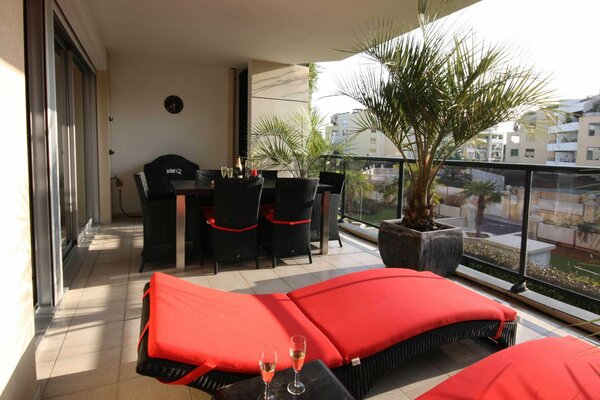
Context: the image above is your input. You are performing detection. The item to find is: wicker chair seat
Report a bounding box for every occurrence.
[137,269,517,399]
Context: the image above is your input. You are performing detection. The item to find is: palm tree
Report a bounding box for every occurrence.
[336,0,554,232]
[462,181,501,237]
[251,110,355,178]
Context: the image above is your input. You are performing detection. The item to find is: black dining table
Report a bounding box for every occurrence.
[170,179,332,270]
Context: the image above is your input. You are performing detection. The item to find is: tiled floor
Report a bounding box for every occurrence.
[35,220,590,400]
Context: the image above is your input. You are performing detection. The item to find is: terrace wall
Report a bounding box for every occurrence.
[0,0,37,398]
[109,53,231,213]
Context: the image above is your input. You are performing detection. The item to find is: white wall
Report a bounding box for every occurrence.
[0,0,37,398]
[109,54,231,213]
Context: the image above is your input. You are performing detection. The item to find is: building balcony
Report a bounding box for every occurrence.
[546,159,576,166]
[547,142,578,152]
[548,122,579,134]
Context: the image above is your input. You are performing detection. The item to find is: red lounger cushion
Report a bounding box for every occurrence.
[417,336,600,400]
[288,268,516,363]
[147,272,343,374]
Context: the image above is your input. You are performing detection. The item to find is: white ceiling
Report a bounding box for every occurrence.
[80,0,476,69]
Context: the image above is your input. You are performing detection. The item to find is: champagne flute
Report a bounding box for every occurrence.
[258,344,277,400]
[220,166,227,178]
[227,167,234,179]
[287,335,306,395]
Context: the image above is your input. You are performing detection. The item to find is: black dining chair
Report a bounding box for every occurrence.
[202,177,263,274]
[134,172,201,272]
[258,178,318,268]
[259,170,278,204]
[311,171,346,247]
[143,154,199,199]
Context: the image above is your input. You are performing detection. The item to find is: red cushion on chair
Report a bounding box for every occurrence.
[201,207,215,224]
[417,336,600,400]
[259,205,275,221]
[288,268,516,364]
[147,272,343,374]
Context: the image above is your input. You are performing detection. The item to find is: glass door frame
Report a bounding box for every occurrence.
[26,0,100,308]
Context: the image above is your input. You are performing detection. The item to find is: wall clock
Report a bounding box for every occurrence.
[164,95,184,114]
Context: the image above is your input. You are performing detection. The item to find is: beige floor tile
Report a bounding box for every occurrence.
[122,318,142,346]
[91,260,131,277]
[58,321,124,359]
[279,272,321,290]
[118,344,138,382]
[347,252,383,266]
[124,302,143,320]
[189,389,212,400]
[45,348,120,398]
[240,269,293,293]
[37,359,55,381]
[117,376,191,400]
[96,251,131,265]
[324,254,364,268]
[85,273,130,288]
[45,384,118,400]
[70,302,126,328]
[365,375,409,400]
[206,271,252,292]
[80,284,128,304]
[388,358,448,399]
[36,331,66,362]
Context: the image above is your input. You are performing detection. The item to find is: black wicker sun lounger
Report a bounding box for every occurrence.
[136,268,517,399]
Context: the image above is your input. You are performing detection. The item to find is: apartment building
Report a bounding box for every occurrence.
[505,95,600,166]
[327,110,400,157]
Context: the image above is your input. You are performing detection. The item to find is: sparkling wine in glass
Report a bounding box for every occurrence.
[227,167,234,179]
[220,166,227,178]
[258,345,277,400]
[287,335,306,395]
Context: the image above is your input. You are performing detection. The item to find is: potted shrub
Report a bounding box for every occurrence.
[250,110,355,177]
[337,0,554,276]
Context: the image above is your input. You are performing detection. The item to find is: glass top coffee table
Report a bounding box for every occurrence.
[212,360,355,400]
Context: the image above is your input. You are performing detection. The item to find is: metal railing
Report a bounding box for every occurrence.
[323,155,600,312]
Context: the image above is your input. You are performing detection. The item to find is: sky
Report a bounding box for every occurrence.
[312,0,600,122]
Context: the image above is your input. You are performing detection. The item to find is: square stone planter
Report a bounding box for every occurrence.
[378,219,464,277]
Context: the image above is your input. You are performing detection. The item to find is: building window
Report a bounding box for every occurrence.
[510,149,518,157]
[370,138,377,144]
[510,135,520,144]
[369,148,377,154]
[525,148,534,158]
[590,123,600,136]
[587,147,600,160]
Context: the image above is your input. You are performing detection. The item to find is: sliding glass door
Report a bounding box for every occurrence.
[53,30,96,261]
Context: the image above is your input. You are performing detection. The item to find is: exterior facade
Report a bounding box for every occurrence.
[505,96,600,166]
[328,110,400,157]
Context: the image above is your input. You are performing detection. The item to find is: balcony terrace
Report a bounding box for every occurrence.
[34,219,591,400]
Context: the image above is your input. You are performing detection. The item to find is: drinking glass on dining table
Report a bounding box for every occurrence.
[220,166,227,178]
[258,344,277,400]
[287,335,306,395]
[226,167,234,178]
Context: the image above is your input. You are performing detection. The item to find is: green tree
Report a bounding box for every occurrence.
[336,0,554,231]
[344,169,373,215]
[462,180,501,237]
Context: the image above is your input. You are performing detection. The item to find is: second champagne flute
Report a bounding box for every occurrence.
[258,344,277,400]
[287,335,306,395]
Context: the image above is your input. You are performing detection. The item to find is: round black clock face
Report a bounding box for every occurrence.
[164,95,184,114]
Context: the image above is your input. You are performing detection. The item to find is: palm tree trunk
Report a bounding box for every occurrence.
[476,195,485,237]
[403,174,435,230]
